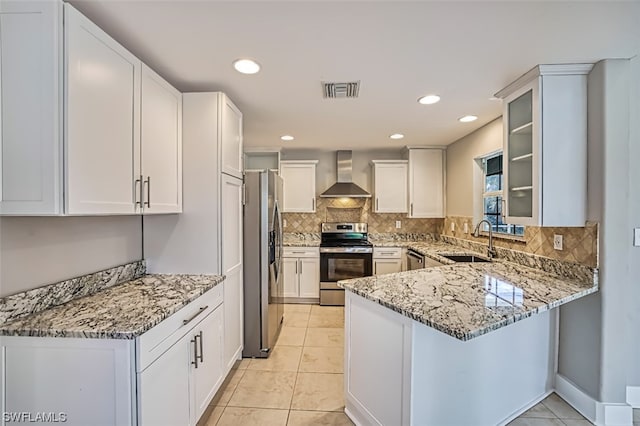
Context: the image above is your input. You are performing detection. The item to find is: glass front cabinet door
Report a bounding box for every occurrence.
[496,64,592,227]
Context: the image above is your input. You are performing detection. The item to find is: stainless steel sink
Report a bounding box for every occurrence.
[441,254,490,263]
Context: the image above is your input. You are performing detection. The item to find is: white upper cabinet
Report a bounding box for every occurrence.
[220,96,243,179]
[406,148,445,218]
[371,160,408,213]
[65,4,141,215]
[140,64,182,214]
[496,64,591,226]
[0,1,62,215]
[0,2,183,216]
[280,161,318,213]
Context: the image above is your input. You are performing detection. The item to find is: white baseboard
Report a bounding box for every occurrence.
[556,374,633,426]
[627,386,640,408]
[555,374,598,422]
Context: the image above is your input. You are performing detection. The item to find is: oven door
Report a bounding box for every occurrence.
[320,252,373,283]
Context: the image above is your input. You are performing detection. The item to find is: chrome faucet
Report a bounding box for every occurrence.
[473,220,497,259]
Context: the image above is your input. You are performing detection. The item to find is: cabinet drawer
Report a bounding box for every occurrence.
[373,247,403,259]
[137,283,224,371]
[283,247,319,258]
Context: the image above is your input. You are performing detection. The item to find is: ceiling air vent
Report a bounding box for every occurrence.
[322,81,360,99]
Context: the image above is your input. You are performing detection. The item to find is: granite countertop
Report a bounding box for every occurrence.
[0,274,224,339]
[339,242,597,341]
[283,233,321,247]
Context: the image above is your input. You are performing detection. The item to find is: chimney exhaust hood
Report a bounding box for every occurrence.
[320,151,371,198]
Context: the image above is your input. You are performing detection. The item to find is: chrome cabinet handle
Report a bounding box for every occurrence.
[376,198,379,211]
[410,203,414,216]
[135,175,143,207]
[312,198,315,211]
[183,306,209,326]
[191,334,199,368]
[197,330,204,363]
[295,261,297,274]
[144,176,151,208]
[299,259,302,275]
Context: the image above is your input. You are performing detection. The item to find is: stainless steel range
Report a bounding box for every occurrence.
[319,222,373,306]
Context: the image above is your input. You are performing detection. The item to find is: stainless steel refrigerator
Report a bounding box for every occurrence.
[242,170,284,358]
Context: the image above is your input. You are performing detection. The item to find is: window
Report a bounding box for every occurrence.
[482,153,525,236]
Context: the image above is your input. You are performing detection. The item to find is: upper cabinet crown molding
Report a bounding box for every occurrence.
[0,1,183,216]
[496,63,591,226]
[494,63,594,99]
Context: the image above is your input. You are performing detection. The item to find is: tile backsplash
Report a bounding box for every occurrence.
[282,197,443,234]
[441,216,598,268]
[283,203,598,268]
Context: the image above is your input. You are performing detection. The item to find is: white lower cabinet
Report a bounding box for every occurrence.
[283,247,320,300]
[191,305,224,422]
[138,332,191,426]
[0,284,227,426]
[345,291,412,426]
[373,247,403,275]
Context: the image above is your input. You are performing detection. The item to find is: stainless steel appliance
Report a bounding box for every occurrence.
[243,170,284,358]
[407,249,425,270]
[320,222,373,306]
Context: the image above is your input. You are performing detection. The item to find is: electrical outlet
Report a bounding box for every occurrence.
[634,228,640,247]
[395,220,401,229]
[450,222,455,232]
[463,223,469,234]
[554,234,563,250]
[283,219,287,228]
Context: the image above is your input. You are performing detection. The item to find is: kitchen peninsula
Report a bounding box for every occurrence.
[338,242,598,426]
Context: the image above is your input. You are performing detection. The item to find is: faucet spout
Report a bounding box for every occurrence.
[473,220,497,259]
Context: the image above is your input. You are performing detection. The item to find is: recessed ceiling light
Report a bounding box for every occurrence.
[233,59,261,74]
[280,135,294,141]
[389,133,404,140]
[418,95,441,105]
[459,115,478,123]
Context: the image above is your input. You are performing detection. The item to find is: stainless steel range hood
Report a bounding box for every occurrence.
[320,151,371,198]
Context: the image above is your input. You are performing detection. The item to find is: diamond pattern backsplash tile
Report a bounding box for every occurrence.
[282,197,443,234]
[440,216,598,267]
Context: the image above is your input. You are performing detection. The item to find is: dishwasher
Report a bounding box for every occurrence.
[407,249,444,270]
[407,249,425,270]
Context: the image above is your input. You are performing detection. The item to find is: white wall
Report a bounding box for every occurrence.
[281,148,404,196]
[558,58,637,404]
[445,118,502,217]
[627,54,640,389]
[0,216,142,297]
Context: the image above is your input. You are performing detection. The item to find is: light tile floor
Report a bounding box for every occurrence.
[201,304,617,426]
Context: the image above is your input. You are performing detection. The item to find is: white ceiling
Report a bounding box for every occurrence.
[69,0,640,150]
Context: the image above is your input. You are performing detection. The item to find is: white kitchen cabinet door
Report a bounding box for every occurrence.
[0,1,62,215]
[4,337,135,426]
[371,161,408,213]
[138,333,191,426]
[407,149,444,218]
[64,3,141,215]
[191,306,224,424]
[220,95,243,179]
[221,175,243,371]
[497,64,590,226]
[374,259,403,276]
[345,292,412,426]
[298,257,320,298]
[140,64,182,214]
[280,161,317,213]
[283,257,299,298]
